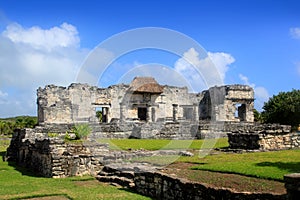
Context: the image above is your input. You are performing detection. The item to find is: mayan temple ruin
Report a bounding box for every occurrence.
[37,77,255,125]
[5,77,299,182]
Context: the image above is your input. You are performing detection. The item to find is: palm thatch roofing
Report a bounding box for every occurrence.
[129,77,164,93]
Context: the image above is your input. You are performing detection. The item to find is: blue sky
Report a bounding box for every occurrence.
[0,0,299,117]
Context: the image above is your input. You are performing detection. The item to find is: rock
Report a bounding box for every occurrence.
[179,151,194,157]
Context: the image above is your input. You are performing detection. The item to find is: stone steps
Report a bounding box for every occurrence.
[96,165,136,188]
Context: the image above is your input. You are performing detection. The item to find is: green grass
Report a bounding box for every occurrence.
[98,138,229,150]
[0,139,150,200]
[131,149,300,181]
[190,149,300,181]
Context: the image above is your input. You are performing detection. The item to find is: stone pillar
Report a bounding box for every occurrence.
[172,104,178,122]
[284,173,300,200]
[146,105,152,122]
[193,103,198,121]
[120,103,125,122]
[103,107,109,123]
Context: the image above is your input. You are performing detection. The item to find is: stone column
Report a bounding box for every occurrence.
[146,105,152,122]
[172,104,178,122]
[284,173,300,200]
[103,107,108,123]
[193,103,198,121]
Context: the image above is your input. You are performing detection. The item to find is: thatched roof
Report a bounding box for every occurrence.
[129,77,164,93]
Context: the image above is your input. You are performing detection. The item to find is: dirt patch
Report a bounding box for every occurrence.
[160,162,286,194]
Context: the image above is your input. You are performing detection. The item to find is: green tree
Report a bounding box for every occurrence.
[262,89,300,129]
[96,110,102,122]
[253,109,265,123]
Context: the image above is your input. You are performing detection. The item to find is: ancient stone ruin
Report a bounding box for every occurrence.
[5,76,300,199]
[37,77,255,125]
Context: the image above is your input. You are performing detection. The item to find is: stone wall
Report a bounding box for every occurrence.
[227,124,300,150]
[37,80,254,125]
[37,82,201,125]
[6,128,108,177]
[6,127,187,177]
[90,122,200,139]
[134,171,285,200]
[97,163,286,200]
[284,173,300,200]
[200,85,254,122]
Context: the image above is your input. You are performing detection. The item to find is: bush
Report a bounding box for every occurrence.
[262,89,300,129]
[72,124,91,140]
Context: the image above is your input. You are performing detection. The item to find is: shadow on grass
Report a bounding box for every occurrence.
[0,151,6,161]
[9,162,43,177]
[1,150,42,177]
[8,193,73,200]
[256,162,300,173]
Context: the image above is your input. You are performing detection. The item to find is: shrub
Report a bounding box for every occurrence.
[47,132,59,138]
[72,124,91,140]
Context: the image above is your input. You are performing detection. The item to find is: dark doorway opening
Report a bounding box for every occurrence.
[138,107,147,121]
[238,104,246,121]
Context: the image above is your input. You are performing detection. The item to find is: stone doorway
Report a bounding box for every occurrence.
[95,107,109,123]
[138,107,147,121]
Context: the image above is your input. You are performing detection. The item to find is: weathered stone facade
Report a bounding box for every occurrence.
[227,124,300,150]
[6,128,108,177]
[37,77,254,125]
[199,85,254,122]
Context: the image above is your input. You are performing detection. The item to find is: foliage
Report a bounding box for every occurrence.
[0,116,37,135]
[47,132,59,138]
[262,89,300,129]
[98,138,229,150]
[72,124,92,140]
[96,110,102,122]
[253,109,265,123]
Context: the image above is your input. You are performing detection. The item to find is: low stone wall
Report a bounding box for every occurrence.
[227,124,299,150]
[284,173,300,200]
[90,122,201,139]
[6,128,108,177]
[135,171,286,200]
[97,163,286,200]
[6,128,187,178]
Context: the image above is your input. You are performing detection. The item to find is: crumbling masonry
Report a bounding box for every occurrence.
[6,77,299,179]
[37,77,255,125]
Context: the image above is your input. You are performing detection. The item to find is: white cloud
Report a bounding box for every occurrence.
[290,27,300,39]
[0,90,8,104]
[174,48,235,91]
[3,22,80,50]
[207,52,235,81]
[0,22,87,117]
[239,74,269,111]
[0,90,8,98]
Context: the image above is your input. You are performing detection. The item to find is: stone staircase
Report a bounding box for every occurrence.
[96,162,157,188]
[96,164,136,188]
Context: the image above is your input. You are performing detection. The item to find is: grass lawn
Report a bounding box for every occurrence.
[1,136,299,197]
[99,138,300,181]
[187,149,300,181]
[0,139,150,200]
[132,149,300,181]
[98,137,229,150]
